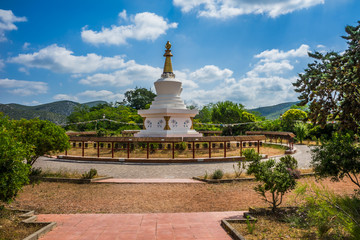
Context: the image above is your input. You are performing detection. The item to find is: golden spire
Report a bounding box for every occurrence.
[162,41,175,78]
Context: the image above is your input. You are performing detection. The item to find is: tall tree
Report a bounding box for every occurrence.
[13,119,70,166]
[293,21,360,132]
[211,101,255,124]
[122,87,156,110]
[0,114,31,204]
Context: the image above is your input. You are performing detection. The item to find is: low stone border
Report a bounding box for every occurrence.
[30,176,112,184]
[11,209,57,240]
[193,176,256,183]
[221,212,256,240]
[58,155,245,163]
[193,172,315,184]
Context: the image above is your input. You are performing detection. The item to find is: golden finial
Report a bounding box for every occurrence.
[162,41,175,78]
[165,41,171,50]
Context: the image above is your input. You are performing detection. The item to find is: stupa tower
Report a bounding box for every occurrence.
[135,41,202,137]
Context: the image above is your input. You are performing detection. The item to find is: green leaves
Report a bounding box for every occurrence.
[0,114,31,204]
[293,21,360,132]
[12,118,70,166]
[123,87,156,110]
[311,133,360,189]
[246,150,298,211]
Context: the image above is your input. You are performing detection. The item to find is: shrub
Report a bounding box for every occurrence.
[81,168,98,179]
[0,114,32,204]
[311,133,360,189]
[293,122,308,144]
[233,159,246,178]
[247,158,297,212]
[211,169,224,179]
[295,183,360,239]
[242,148,262,162]
[279,155,298,170]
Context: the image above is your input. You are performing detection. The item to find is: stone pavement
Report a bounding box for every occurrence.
[38,211,245,240]
[34,144,312,179]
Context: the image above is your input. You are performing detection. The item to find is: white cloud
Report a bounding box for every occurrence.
[54,90,124,103]
[173,0,324,19]
[81,11,178,45]
[247,60,294,77]
[181,44,312,107]
[118,10,127,20]
[0,9,27,41]
[53,94,78,102]
[0,78,47,96]
[9,44,130,73]
[255,44,310,62]
[79,63,162,87]
[22,42,30,49]
[18,67,29,75]
[189,65,233,83]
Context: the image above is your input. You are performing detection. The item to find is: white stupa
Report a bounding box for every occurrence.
[135,41,202,138]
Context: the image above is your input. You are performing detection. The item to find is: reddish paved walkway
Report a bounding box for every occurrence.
[38,211,245,240]
[93,178,204,184]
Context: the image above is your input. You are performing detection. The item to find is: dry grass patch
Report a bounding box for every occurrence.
[230,209,317,239]
[8,177,356,215]
[0,208,43,240]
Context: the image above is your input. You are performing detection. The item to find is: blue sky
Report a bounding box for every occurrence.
[0,0,359,108]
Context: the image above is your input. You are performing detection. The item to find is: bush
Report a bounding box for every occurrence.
[233,159,246,178]
[311,133,360,189]
[0,114,32,204]
[211,169,224,179]
[242,148,262,162]
[293,122,308,144]
[279,155,298,170]
[81,168,98,179]
[295,183,360,239]
[247,158,297,212]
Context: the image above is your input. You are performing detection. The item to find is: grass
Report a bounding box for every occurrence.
[0,208,44,240]
[230,208,318,239]
[200,168,314,180]
[8,176,356,214]
[30,168,102,180]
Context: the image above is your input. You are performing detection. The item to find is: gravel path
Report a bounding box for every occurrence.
[34,144,313,179]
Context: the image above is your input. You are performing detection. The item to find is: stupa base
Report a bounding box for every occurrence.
[134,130,203,138]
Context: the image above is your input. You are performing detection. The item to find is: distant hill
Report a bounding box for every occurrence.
[0,100,107,124]
[249,101,300,120]
[0,100,299,124]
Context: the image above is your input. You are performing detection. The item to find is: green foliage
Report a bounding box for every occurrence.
[249,101,299,120]
[247,157,297,212]
[0,114,31,204]
[13,118,70,166]
[293,21,360,132]
[242,148,262,161]
[281,109,307,130]
[211,169,224,179]
[195,104,213,123]
[122,87,156,110]
[295,183,360,239]
[311,133,360,189]
[293,122,308,144]
[81,168,98,179]
[258,119,283,131]
[279,155,298,170]
[211,101,256,124]
[67,103,142,133]
[246,215,256,234]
